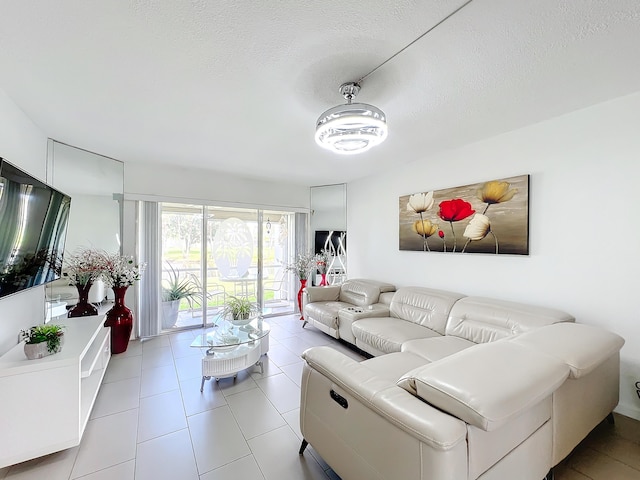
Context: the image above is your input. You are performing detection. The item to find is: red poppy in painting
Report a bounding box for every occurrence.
[438,230,444,238]
[438,199,475,222]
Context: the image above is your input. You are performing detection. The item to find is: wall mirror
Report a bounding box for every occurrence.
[310,183,347,284]
[45,140,124,314]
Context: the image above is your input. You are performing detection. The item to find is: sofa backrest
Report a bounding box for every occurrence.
[389,287,466,335]
[339,280,384,306]
[349,278,396,293]
[445,296,575,344]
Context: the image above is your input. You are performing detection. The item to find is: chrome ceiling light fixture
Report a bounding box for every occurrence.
[315,82,387,155]
[314,0,474,156]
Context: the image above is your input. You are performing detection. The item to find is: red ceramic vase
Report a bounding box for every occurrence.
[67,282,98,317]
[297,279,307,320]
[104,286,133,354]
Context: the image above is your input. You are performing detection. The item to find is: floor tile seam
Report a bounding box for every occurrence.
[572,445,640,474]
[247,424,326,473]
[187,405,246,478]
[281,368,303,387]
[241,421,288,442]
[563,466,594,480]
[253,375,300,416]
[139,386,182,399]
[55,445,81,480]
[608,429,640,447]
[269,353,304,368]
[136,425,190,449]
[195,453,256,478]
[184,402,229,418]
[139,387,189,427]
[139,353,182,399]
[137,422,190,445]
[89,405,140,422]
[221,386,287,440]
[102,373,141,385]
[219,382,260,399]
[588,437,640,467]
[169,337,198,358]
[69,458,133,480]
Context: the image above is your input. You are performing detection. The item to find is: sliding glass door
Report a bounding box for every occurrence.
[160,203,299,331]
[262,211,296,316]
[160,203,205,329]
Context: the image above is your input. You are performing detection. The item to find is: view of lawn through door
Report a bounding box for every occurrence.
[160,203,297,330]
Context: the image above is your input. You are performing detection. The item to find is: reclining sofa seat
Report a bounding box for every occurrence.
[299,302,625,480]
[302,279,395,342]
[352,286,466,356]
[300,340,573,480]
[401,295,576,361]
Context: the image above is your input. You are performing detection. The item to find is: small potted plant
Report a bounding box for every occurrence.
[161,263,197,329]
[220,296,259,326]
[21,324,65,360]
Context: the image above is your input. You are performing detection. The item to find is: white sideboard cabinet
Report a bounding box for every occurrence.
[0,315,111,468]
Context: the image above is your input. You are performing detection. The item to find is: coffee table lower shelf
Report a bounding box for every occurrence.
[199,336,269,392]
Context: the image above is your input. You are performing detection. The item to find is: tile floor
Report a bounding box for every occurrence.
[0,313,638,480]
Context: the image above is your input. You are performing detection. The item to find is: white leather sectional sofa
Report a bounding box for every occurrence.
[299,280,625,480]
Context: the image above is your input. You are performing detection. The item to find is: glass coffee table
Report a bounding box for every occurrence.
[191,318,270,392]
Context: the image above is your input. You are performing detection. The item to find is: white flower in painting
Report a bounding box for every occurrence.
[463,214,491,241]
[406,192,434,214]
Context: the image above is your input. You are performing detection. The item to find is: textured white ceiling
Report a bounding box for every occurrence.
[0,1,638,187]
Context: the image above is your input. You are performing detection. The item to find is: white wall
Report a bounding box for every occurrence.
[348,91,640,420]
[124,162,310,210]
[310,184,347,232]
[65,194,121,254]
[0,88,48,355]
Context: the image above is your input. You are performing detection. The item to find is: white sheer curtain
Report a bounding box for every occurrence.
[138,201,161,338]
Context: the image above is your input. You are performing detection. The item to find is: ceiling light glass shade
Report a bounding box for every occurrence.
[315,102,387,155]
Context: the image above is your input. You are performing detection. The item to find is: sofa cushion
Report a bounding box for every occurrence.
[304,301,353,330]
[445,296,575,344]
[510,322,625,379]
[397,342,570,431]
[352,317,441,355]
[401,336,476,362]
[360,352,430,383]
[389,287,465,335]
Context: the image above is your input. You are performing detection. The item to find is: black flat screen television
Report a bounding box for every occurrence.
[314,230,346,255]
[0,158,71,299]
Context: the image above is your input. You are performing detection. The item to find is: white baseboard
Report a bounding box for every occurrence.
[614,403,640,421]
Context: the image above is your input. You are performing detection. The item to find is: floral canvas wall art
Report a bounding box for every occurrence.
[399,174,529,255]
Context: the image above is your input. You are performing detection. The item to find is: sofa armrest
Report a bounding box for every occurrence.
[397,342,570,431]
[510,323,625,378]
[301,346,467,449]
[337,304,390,323]
[303,285,340,303]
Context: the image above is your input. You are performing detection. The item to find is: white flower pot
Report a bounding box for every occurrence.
[162,300,181,329]
[23,335,64,360]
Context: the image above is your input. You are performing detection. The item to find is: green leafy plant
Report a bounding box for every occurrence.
[21,324,65,354]
[162,263,197,302]
[220,296,259,321]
